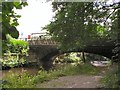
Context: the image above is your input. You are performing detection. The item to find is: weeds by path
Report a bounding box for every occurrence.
[2,63,107,88]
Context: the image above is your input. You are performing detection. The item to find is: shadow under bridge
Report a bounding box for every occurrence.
[28,39,115,70]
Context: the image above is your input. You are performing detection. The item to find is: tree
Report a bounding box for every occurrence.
[1,2,29,67]
[44,2,119,51]
[2,2,28,40]
[1,2,28,55]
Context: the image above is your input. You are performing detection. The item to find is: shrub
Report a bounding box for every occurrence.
[3,34,29,54]
[2,71,35,88]
[1,56,27,68]
[2,34,29,68]
[100,64,119,88]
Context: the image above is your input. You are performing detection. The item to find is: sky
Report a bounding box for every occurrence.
[15,0,120,38]
[15,0,54,38]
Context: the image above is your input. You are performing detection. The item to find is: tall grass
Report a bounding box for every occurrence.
[57,63,99,75]
[2,71,35,88]
[100,63,119,88]
[2,63,100,88]
[33,63,100,84]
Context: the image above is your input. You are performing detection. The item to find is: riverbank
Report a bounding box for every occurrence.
[36,64,109,88]
[1,63,113,88]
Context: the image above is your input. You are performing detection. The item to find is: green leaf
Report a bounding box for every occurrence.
[15,5,22,9]
[13,2,20,7]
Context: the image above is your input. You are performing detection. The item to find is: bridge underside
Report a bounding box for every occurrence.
[43,40,115,60]
[29,39,115,70]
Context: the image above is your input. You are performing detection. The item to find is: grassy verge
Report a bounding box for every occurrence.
[100,63,120,88]
[2,71,35,88]
[33,63,100,84]
[2,63,100,88]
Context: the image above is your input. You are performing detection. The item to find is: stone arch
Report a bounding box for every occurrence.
[28,40,115,70]
[40,47,114,70]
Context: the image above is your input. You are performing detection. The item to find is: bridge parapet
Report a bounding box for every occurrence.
[28,37,59,45]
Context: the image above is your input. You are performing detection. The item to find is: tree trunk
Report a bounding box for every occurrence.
[82,50,85,63]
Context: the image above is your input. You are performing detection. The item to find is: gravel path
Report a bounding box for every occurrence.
[36,75,103,88]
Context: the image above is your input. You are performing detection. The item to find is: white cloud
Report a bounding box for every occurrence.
[15,0,54,38]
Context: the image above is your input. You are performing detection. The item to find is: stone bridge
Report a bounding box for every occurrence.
[27,38,115,70]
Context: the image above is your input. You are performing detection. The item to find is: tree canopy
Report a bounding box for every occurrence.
[2,2,28,40]
[44,1,120,51]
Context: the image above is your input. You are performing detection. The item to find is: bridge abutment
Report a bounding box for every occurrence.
[28,45,59,70]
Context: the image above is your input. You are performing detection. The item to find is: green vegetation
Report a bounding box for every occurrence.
[53,53,83,65]
[100,64,120,88]
[5,34,29,54]
[1,2,29,68]
[2,2,28,40]
[1,1,120,88]
[1,34,29,68]
[54,63,99,75]
[2,71,35,88]
[44,2,119,50]
[54,53,111,66]
[34,63,100,84]
[1,56,27,68]
[2,63,100,88]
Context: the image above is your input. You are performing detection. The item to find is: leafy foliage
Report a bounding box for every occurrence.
[2,2,28,40]
[1,56,27,68]
[1,2,29,68]
[2,34,29,67]
[53,53,83,65]
[44,2,119,51]
[3,34,29,54]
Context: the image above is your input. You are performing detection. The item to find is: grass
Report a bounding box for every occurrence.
[51,63,100,76]
[2,63,100,88]
[34,63,100,87]
[2,71,35,88]
[100,63,120,88]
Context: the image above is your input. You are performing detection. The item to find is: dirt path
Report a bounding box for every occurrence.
[36,74,104,88]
